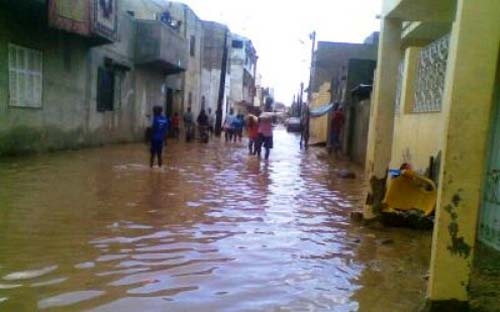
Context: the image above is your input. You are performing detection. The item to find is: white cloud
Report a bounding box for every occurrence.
[178,0,382,103]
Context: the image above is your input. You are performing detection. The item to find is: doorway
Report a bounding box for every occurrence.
[165,88,174,118]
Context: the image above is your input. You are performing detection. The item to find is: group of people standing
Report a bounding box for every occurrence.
[222,108,245,143]
[224,109,273,160]
[223,108,274,160]
[175,106,216,143]
[146,105,275,168]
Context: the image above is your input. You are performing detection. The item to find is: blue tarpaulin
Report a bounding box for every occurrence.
[309,103,334,118]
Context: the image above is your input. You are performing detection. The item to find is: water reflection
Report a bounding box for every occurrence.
[0,129,431,311]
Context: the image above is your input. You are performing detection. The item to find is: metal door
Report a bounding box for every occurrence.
[480,82,500,250]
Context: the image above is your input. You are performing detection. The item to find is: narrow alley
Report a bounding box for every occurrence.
[0,129,432,311]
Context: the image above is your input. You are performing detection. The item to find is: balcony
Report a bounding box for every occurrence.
[47,0,118,45]
[135,20,187,75]
[384,0,456,22]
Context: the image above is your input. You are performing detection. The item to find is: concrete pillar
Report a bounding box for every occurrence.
[389,47,420,169]
[363,17,402,219]
[426,0,500,310]
[400,47,421,114]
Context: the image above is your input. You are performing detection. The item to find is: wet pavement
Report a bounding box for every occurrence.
[0,128,432,311]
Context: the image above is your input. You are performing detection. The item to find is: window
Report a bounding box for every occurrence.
[97,67,114,112]
[231,40,243,49]
[413,34,450,113]
[190,35,195,57]
[394,59,404,114]
[8,44,43,108]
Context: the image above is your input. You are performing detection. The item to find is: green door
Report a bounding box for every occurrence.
[480,84,500,250]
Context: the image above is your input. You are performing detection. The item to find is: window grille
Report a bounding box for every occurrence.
[8,44,43,108]
[394,59,404,114]
[413,34,450,113]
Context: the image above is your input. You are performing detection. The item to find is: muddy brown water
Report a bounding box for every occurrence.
[0,129,432,311]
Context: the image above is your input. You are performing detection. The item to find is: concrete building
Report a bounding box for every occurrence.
[106,1,206,118]
[308,36,378,146]
[0,0,186,155]
[364,0,500,309]
[229,34,258,114]
[338,58,376,163]
[201,21,231,127]
[167,2,204,116]
[122,0,186,126]
[253,73,264,109]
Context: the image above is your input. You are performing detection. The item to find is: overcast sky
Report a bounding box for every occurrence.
[178,0,382,104]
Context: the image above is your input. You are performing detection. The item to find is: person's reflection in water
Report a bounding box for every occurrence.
[146,171,165,213]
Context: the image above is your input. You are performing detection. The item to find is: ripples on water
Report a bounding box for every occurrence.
[0,129,432,311]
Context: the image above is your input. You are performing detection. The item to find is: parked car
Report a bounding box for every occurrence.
[286,117,302,132]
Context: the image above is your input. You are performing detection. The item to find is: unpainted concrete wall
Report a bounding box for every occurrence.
[0,8,166,155]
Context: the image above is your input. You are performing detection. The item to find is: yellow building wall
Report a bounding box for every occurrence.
[390,112,444,172]
[373,0,500,306]
[309,82,330,143]
[390,46,446,173]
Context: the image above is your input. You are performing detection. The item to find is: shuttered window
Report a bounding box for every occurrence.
[97,67,114,112]
[8,44,43,108]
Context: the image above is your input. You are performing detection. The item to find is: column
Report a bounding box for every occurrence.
[363,17,402,219]
[426,0,500,310]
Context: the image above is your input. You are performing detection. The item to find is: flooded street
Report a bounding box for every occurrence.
[0,128,432,311]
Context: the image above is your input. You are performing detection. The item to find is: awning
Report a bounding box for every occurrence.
[309,103,334,118]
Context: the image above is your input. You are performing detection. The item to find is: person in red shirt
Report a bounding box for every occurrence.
[172,112,180,140]
[246,115,259,155]
[329,106,345,156]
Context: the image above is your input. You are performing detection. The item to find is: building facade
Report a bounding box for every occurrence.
[308,37,378,148]
[168,2,204,116]
[0,0,186,155]
[229,34,257,114]
[201,21,231,127]
[364,0,500,309]
[340,58,376,163]
[0,0,261,155]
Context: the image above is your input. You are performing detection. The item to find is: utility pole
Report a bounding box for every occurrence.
[305,31,316,144]
[298,82,304,117]
[215,29,228,137]
[307,31,316,106]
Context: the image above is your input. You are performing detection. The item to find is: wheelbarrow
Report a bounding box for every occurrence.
[382,170,437,217]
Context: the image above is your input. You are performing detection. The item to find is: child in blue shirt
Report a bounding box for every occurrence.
[150,105,169,168]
